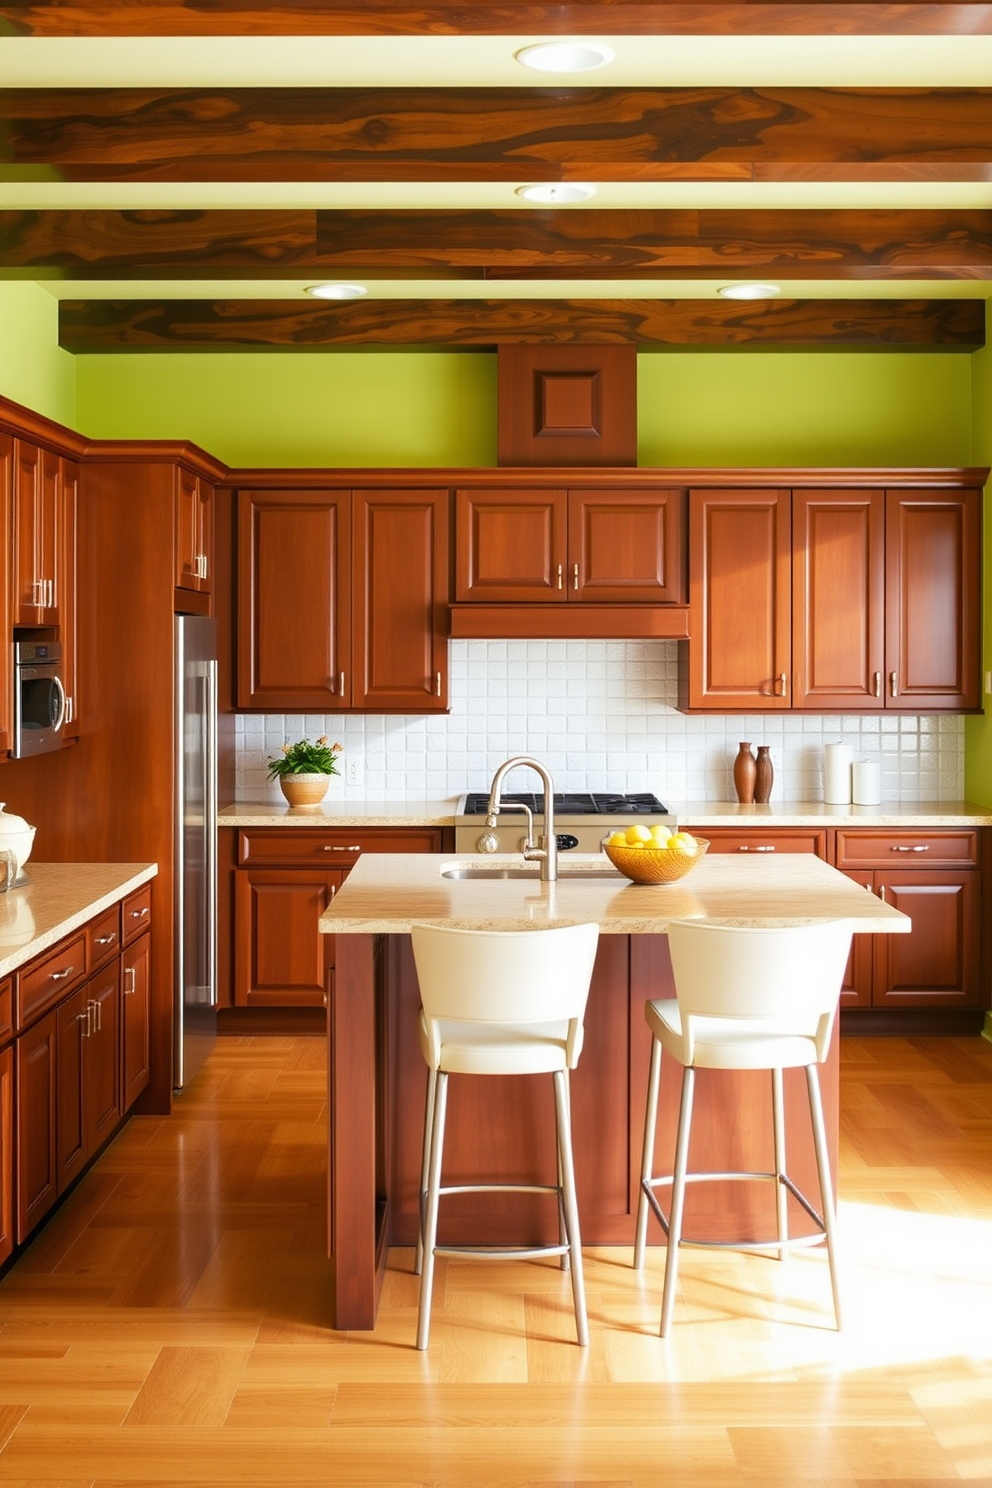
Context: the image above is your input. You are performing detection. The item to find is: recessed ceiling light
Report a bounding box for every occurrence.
[515,42,615,73]
[515,182,596,204]
[717,283,782,300]
[305,283,368,300]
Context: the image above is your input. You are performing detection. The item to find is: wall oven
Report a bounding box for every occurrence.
[13,640,67,758]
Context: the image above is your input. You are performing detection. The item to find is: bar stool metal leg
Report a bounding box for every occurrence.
[553,1068,588,1346]
[659,1065,696,1339]
[414,1065,436,1277]
[416,1070,449,1351]
[634,1033,663,1269]
[805,1063,842,1330]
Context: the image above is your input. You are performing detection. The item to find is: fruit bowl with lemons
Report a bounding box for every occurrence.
[602,823,709,885]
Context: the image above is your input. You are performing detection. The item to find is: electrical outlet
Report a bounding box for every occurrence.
[345,755,364,788]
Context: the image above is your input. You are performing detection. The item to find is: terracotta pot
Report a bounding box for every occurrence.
[279,774,331,807]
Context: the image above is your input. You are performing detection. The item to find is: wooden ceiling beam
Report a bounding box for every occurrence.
[6,207,992,279]
[4,86,992,181]
[4,3,992,37]
[56,296,984,351]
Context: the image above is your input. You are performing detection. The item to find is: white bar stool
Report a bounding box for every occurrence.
[633,919,853,1336]
[411,921,600,1352]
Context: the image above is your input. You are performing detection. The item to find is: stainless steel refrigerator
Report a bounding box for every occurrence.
[174,615,218,1090]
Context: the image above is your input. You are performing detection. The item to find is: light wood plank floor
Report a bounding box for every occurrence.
[1,1033,991,1486]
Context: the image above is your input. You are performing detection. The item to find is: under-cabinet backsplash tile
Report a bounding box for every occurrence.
[234,639,965,805]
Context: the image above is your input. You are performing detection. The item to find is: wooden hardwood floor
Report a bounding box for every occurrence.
[1,1032,991,1486]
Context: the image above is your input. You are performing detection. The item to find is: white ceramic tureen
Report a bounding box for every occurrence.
[0,803,37,877]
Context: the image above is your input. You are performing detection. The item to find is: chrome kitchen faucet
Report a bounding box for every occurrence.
[486,756,558,882]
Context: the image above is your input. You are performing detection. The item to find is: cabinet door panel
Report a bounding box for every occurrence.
[60,458,80,738]
[17,1010,58,1239]
[872,871,979,1007]
[837,871,875,1008]
[793,488,885,709]
[237,489,351,709]
[353,489,449,711]
[56,988,88,1194]
[122,933,152,1111]
[87,968,121,1153]
[455,488,566,602]
[235,867,341,1008]
[13,439,42,622]
[567,488,685,603]
[687,489,791,709]
[885,489,981,711]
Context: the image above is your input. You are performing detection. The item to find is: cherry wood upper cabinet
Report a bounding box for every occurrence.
[352,488,449,712]
[12,439,63,626]
[175,465,214,598]
[682,488,792,710]
[237,488,351,711]
[236,486,448,713]
[792,488,886,710]
[60,458,80,741]
[455,488,566,603]
[0,437,12,756]
[455,486,685,605]
[885,488,981,712]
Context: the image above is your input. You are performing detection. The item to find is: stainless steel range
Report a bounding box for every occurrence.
[454,791,677,855]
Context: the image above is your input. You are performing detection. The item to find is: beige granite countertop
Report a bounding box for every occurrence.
[318,851,910,936]
[0,862,158,978]
[221,797,992,829]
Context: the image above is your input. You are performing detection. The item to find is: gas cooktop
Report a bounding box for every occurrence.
[458,791,670,817]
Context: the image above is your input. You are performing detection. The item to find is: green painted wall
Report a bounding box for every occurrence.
[0,283,75,428]
[75,352,498,468]
[965,339,992,808]
[637,352,972,467]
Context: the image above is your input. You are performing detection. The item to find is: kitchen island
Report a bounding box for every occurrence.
[320,850,909,1329]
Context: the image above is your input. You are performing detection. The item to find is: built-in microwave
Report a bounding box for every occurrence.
[13,640,67,758]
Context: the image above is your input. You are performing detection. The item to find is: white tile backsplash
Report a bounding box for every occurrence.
[234,639,965,806]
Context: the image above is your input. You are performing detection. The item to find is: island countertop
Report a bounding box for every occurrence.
[318,851,910,935]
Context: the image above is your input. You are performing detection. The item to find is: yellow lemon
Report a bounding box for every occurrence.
[625,823,653,845]
[650,824,672,844]
[608,831,627,847]
[670,832,697,856]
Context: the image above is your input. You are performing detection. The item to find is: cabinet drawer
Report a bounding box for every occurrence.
[17,932,88,1030]
[0,977,11,1044]
[237,827,443,867]
[834,829,978,870]
[689,828,828,858]
[122,884,153,945]
[87,905,121,969]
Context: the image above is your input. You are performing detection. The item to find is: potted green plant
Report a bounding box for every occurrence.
[267,735,343,807]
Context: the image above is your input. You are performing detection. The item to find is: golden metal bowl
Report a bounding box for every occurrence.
[603,836,710,885]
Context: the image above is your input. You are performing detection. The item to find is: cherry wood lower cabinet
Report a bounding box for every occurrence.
[11,894,153,1251]
[689,825,828,858]
[232,826,445,1010]
[0,1041,12,1270]
[835,829,981,1010]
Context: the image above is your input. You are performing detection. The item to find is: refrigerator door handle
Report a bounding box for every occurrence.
[204,657,219,1009]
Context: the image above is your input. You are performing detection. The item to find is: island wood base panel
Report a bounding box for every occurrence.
[327,932,838,1331]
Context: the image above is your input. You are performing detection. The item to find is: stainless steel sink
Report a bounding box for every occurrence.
[441,865,620,881]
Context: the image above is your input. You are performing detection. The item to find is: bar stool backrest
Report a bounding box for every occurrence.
[411,922,600,1070]
[666,919,854,1066]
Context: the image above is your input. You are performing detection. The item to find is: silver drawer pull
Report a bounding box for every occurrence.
[95,933,117,945]
[130,906,150,918]
[891,844,929,852]
[51,966,75,980]
[737,845,775,853]
[124,967,136,995]
[323,845,362,852]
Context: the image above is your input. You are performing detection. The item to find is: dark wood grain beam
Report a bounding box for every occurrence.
[56,296,984,352]
[3,3,992,37]
[6,207,992,280]
[4,86,992,182]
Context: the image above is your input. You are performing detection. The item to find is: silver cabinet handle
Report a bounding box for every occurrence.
[94,933,117,946]
[879,885,886,902]
[779,673,787,697]
[338,671,345,696]
[88,997,102,1032]
[573,563,579,591]
[323,845,362,852]
[31,579,44,606]
[130,906,149,919]
[890,670,898,697]
[737,844,775,852]
[556,563,563,590]
[874,671,881,698]
[891,843,929,852]
[124,966,136,995]
[194,554,208,579]
[77,1007,91,1036]
[435,671,442,697]
[51,966,75,981]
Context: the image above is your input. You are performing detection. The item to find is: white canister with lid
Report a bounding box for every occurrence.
[0,803,37,878]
